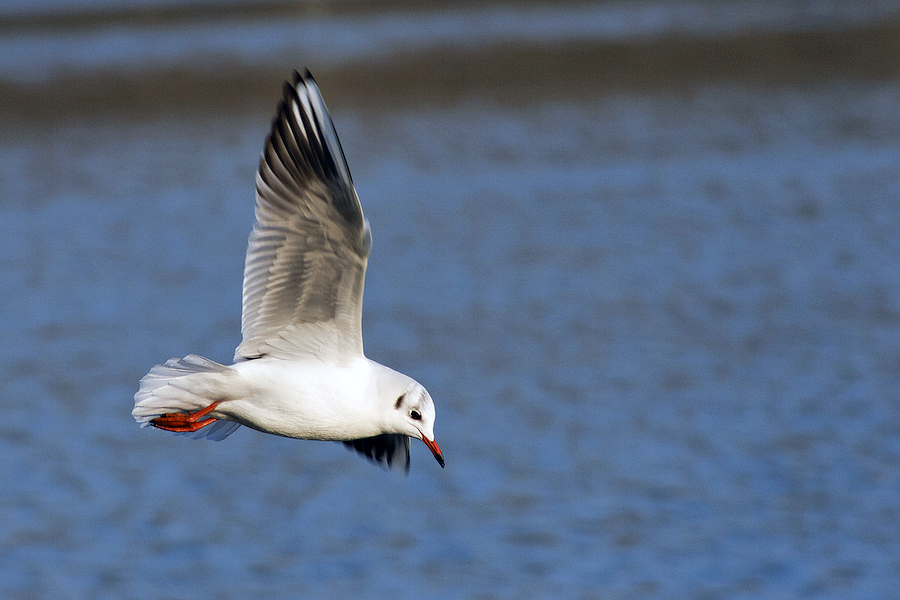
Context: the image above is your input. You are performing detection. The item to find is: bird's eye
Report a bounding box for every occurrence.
[410,410,421,421]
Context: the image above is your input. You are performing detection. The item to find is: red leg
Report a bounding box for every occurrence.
[151,400,222,433]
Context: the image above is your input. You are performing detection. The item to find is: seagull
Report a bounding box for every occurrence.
[133,70,443,472]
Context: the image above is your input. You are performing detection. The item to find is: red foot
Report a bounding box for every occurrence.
[151,400,222,433]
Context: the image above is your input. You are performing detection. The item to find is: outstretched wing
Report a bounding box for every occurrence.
[343,434,411,473]
[236,70,371,363]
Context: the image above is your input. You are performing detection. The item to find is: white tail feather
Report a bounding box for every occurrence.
[133,354,242,441]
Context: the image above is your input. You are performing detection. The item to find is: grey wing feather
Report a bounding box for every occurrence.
[236,70,371,363]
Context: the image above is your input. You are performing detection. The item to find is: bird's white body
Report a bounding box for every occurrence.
[220,358,430,442]
[223,358,382,441]
[132,70,442,471]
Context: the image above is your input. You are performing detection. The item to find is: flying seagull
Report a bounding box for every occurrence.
[133,70,443,472]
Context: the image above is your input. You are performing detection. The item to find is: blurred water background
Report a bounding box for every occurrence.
[2,0,900,598]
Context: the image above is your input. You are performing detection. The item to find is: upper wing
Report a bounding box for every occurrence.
[235,70,371,363]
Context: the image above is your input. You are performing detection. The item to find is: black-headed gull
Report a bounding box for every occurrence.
[133,70,443,472]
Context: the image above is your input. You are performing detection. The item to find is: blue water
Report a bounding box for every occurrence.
[2,1,900,598]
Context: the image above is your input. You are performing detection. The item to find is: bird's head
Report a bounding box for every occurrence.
[388,380,443,468]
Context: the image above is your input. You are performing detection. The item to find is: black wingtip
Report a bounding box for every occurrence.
[342,434,411,473]
[291,68,315,88]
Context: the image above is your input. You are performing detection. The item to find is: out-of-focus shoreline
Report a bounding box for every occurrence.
[1,18,898,124]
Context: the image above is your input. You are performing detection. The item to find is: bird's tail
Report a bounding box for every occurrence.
[133,354,242,441]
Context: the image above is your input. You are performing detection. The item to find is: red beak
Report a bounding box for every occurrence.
[422,436,444,468]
